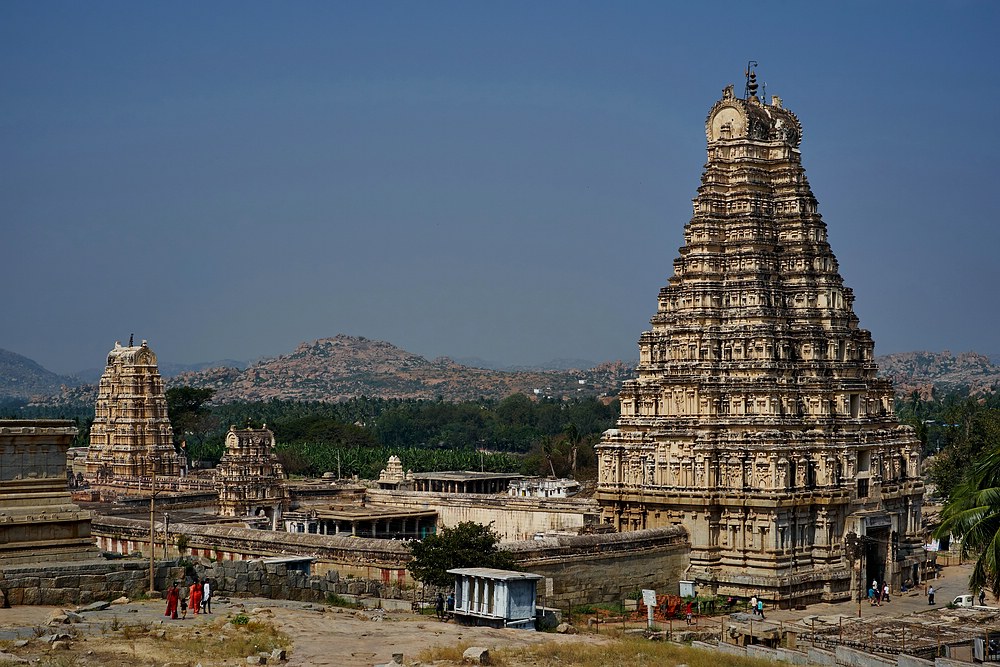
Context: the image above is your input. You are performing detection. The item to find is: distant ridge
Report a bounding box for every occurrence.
[8,341,999,406]
[0,348,82,400]
[72,359,248,384]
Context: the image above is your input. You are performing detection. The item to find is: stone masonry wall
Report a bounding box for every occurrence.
[506,527,690,607]
[0,560,185,607]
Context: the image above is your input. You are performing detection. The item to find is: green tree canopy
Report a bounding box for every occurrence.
[165,387,217,460]
[407,522,517,588]
[935,443,1000,597]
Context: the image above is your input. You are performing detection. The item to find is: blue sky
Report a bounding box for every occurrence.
[2,1,998,374]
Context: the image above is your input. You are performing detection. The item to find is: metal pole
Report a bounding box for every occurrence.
[148,458,156,593]
[163,512,169,559]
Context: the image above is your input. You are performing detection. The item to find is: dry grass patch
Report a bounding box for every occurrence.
[498,638,780,667]
[416,641,510,666]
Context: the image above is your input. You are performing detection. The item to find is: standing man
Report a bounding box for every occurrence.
[435,593,445,620]
[202,579,212,614]
[928,585,935,605]
[979,589,987,606]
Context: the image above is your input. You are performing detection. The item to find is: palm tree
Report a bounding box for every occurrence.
[934,444,1000,598]
[563,424,581,478]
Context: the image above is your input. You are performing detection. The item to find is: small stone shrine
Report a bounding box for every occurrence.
[0,420,99,564]
[216,426,289,530]
[595,72,925,604]
[85,339,178,479]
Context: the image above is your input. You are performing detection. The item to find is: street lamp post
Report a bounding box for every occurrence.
[148,455,159,594]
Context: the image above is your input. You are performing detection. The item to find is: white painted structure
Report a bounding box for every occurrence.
[448,567,542,629]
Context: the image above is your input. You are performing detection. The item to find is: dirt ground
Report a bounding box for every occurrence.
[0,597,610,667]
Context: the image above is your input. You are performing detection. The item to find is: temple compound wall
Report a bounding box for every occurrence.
[596,78,925,606]
[507,527,689,607]
[91,516,689,605]
[85,340,179,478]
[0,420,99,565]
[365,488,601,541]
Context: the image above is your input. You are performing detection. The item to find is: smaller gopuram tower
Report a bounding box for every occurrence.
[86,339,178,479]
[216,426,289,530]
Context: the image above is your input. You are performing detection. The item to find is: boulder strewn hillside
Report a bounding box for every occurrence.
[170,335,634,403]
[877,351,1000,398]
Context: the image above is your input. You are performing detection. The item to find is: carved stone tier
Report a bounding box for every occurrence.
[0,420,100,564]
[215,427,289,530]
[595,84,925,605]
[85,340,179,478]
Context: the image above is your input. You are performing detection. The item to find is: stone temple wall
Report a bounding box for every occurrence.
[506,527,690,607]
[92,516,692,605]
[0,560,176,606]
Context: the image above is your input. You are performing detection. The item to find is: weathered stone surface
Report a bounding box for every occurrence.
[555,623,577,634]
[77,600,112,613]
[217,427,289,530]
[85,341,178,478]
[594,81,925,604]
[462,646,490,664]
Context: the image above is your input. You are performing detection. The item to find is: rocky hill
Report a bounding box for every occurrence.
[0,348,82,400]
[876,351,1000,398]
[14,339,1000,407]
[168,335,633,403]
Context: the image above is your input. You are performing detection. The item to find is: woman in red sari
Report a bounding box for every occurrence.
[189,580,202,616]
[164,583,179,619]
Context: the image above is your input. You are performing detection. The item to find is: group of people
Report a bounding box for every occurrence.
[748,595,766,619]
[434,593,455,620]
[164,579,213,620]
[867,579,891,606]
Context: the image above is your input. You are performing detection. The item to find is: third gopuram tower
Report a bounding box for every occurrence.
[595,79,925,605]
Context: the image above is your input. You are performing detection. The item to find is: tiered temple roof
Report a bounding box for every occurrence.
[595,80,925,605]
[85,340,178,478]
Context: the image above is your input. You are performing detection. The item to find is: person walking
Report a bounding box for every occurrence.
[928,585,935,605]
[189,580,202,616]
[435,593,445,620]
[750,596,758,615]
[164,583,179,619]
[757,598,765,619]
[202,580,212,614]
[446,593,455,619]
[684,601,693,625]
[180,591,189,619]
[882,583,890,603]
[980,589,987,606]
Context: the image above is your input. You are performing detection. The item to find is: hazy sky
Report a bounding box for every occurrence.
[3,2,998,374]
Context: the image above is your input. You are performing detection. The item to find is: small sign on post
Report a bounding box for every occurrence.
[641,589,657,629]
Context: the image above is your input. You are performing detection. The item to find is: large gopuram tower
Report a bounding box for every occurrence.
[86,339,179,478]
[595,79,925,605]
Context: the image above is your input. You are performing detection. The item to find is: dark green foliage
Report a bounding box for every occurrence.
[934,444,1000,597]
[897,389,1000,500]
[0,400,95,447]
[164,391,618,477]
[165,386,217,462]
[407,522,517,587]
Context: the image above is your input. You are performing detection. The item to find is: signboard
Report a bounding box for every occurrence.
[641,589,657,607]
